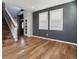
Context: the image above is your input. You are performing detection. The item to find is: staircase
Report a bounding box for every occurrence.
[2,19,12,40]
[2,2,19,46]
[2,19,15,47]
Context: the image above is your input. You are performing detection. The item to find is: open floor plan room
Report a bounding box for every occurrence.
[2,0,77,59]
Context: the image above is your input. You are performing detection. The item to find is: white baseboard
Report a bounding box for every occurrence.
[31,35,77,46]
[24,34,32,37]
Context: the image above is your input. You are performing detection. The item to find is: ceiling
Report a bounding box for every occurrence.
[3,0,75,12]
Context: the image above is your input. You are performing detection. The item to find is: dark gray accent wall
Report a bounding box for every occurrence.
[33,1,77,43]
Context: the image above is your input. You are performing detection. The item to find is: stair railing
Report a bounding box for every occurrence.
[4,8,18,41]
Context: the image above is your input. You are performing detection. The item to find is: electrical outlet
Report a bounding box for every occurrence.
[46,34,48,36]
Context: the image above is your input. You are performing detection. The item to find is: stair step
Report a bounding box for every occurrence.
[2,32,11,35]
[2,36,11,39]
[2,34,11,37]
[3,29,10,31]
[3,30,10,32]
[2,25,8,27]
[3,39,14,47]
[2,27,9,29]
[2,26,8,28]
[2,32,10,34]
[2,37,11,40]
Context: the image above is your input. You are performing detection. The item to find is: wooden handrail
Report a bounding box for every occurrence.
[5,8,18,27]
[5,11,16,28]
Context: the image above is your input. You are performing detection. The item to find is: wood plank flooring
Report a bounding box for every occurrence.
[2,37,77,59]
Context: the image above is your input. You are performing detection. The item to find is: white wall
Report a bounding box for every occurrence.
[24,11,33,36]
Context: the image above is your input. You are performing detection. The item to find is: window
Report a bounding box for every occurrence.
[38,8,63,31]
[39,11,48,30]
[50,8,63,31]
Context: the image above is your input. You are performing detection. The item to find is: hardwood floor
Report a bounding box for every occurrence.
[2,37,77,59]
